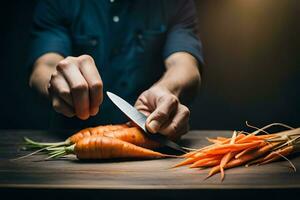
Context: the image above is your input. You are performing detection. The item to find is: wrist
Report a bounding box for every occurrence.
[151,82,181,98]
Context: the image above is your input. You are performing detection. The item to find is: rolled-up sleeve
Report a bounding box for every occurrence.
[28,0,71,69]
[163,0,204,67]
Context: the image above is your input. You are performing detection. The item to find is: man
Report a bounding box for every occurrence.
[28,0,203,139]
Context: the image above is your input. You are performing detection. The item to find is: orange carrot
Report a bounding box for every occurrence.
[68,124,129,144]
[173,153,207,168]
[219,131,238,181]
[217,137,228,141]
[190,156,222,168]
[206,142,280,178]
[49,135,169,160]
[25,124,129,149]
[235,145,263,159]
[194,159,221,168]
[203,141,263,155]
[260,146,294,165]
[103,127,160,149]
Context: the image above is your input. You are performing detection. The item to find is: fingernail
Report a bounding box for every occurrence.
[148,120,160,133]
[90,107,99,116]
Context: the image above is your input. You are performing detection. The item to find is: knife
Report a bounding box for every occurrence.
[106,91,187,153]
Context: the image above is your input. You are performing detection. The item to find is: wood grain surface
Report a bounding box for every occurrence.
[0,129,300,191]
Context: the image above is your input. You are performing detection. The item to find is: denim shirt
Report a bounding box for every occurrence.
[29,0,204,128]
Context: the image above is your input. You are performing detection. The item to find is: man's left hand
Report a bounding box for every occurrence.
[135,85,190,140]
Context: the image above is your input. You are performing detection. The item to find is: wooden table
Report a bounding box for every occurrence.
[1,130,299,199]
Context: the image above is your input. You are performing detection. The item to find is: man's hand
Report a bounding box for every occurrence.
[48,55,103,120]
[135,86,190,140]
[134,52,200,140]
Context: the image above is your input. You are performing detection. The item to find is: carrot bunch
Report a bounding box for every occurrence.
[174,123,300,181]
[19,123,172,160]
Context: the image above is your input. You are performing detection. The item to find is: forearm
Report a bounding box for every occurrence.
[155,52,201,102]
[29,53,64,96]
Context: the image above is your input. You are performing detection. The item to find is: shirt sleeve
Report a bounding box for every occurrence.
[163,0,204,67]
[27,0,71,69]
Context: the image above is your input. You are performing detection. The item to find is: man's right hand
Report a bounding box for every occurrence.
[47,55,103,120]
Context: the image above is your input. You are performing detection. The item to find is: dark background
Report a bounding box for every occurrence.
[0,0,299,130]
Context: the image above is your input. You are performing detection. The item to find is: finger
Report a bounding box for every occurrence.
[146,95,178,133]
[57,57,90,120]
[135,95,152,116]
[51,94,75,117]
[78,55,103,116]
[135,102,151,116]
[49,71,73,106]
[134,95,149,108]
[159,104,190,138]
[170,123,190,141]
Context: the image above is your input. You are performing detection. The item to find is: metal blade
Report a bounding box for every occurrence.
[106,91,186,153]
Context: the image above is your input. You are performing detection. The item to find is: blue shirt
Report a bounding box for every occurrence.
[29,0,204,128]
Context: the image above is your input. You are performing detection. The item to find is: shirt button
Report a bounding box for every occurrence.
[113,16,119,22]
[137,34,143,40]
[90,39,98,46]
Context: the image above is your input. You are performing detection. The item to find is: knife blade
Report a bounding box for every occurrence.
[106,91,186,153]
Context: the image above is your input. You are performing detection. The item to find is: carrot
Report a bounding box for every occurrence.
[259,146,294,165]
[219,131,238,181]
[69,124,129,144]
[183,136,234,158]
[103,127,160,149]
[194,159,221,168]
[235,145,262,159]
[25,124,129,149]
[175,123,300,182]
[47,135,170,160]
[190,156,222,168]
[206,143,280,178]
[203,141,263,155]
[207,156,251,178]
[217,137,228,141]
[173,154,205,168]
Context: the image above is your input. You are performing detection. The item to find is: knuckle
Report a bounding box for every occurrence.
[65,56,75,60]
[156,110,168,119]
[71,82,88,92]
[169,123,179,135]
[78,54,94,63]
[90,81,103,91]
[169,95,179,106]
[58,88,70,97]
[57,57,78,70]
[57,60,70,71]
[182,107,190,117]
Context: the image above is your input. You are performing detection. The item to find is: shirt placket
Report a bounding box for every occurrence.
[108,0,131,92]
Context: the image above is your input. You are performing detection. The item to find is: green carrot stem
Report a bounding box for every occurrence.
[45,150,67,160]
[24,137,68,148]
